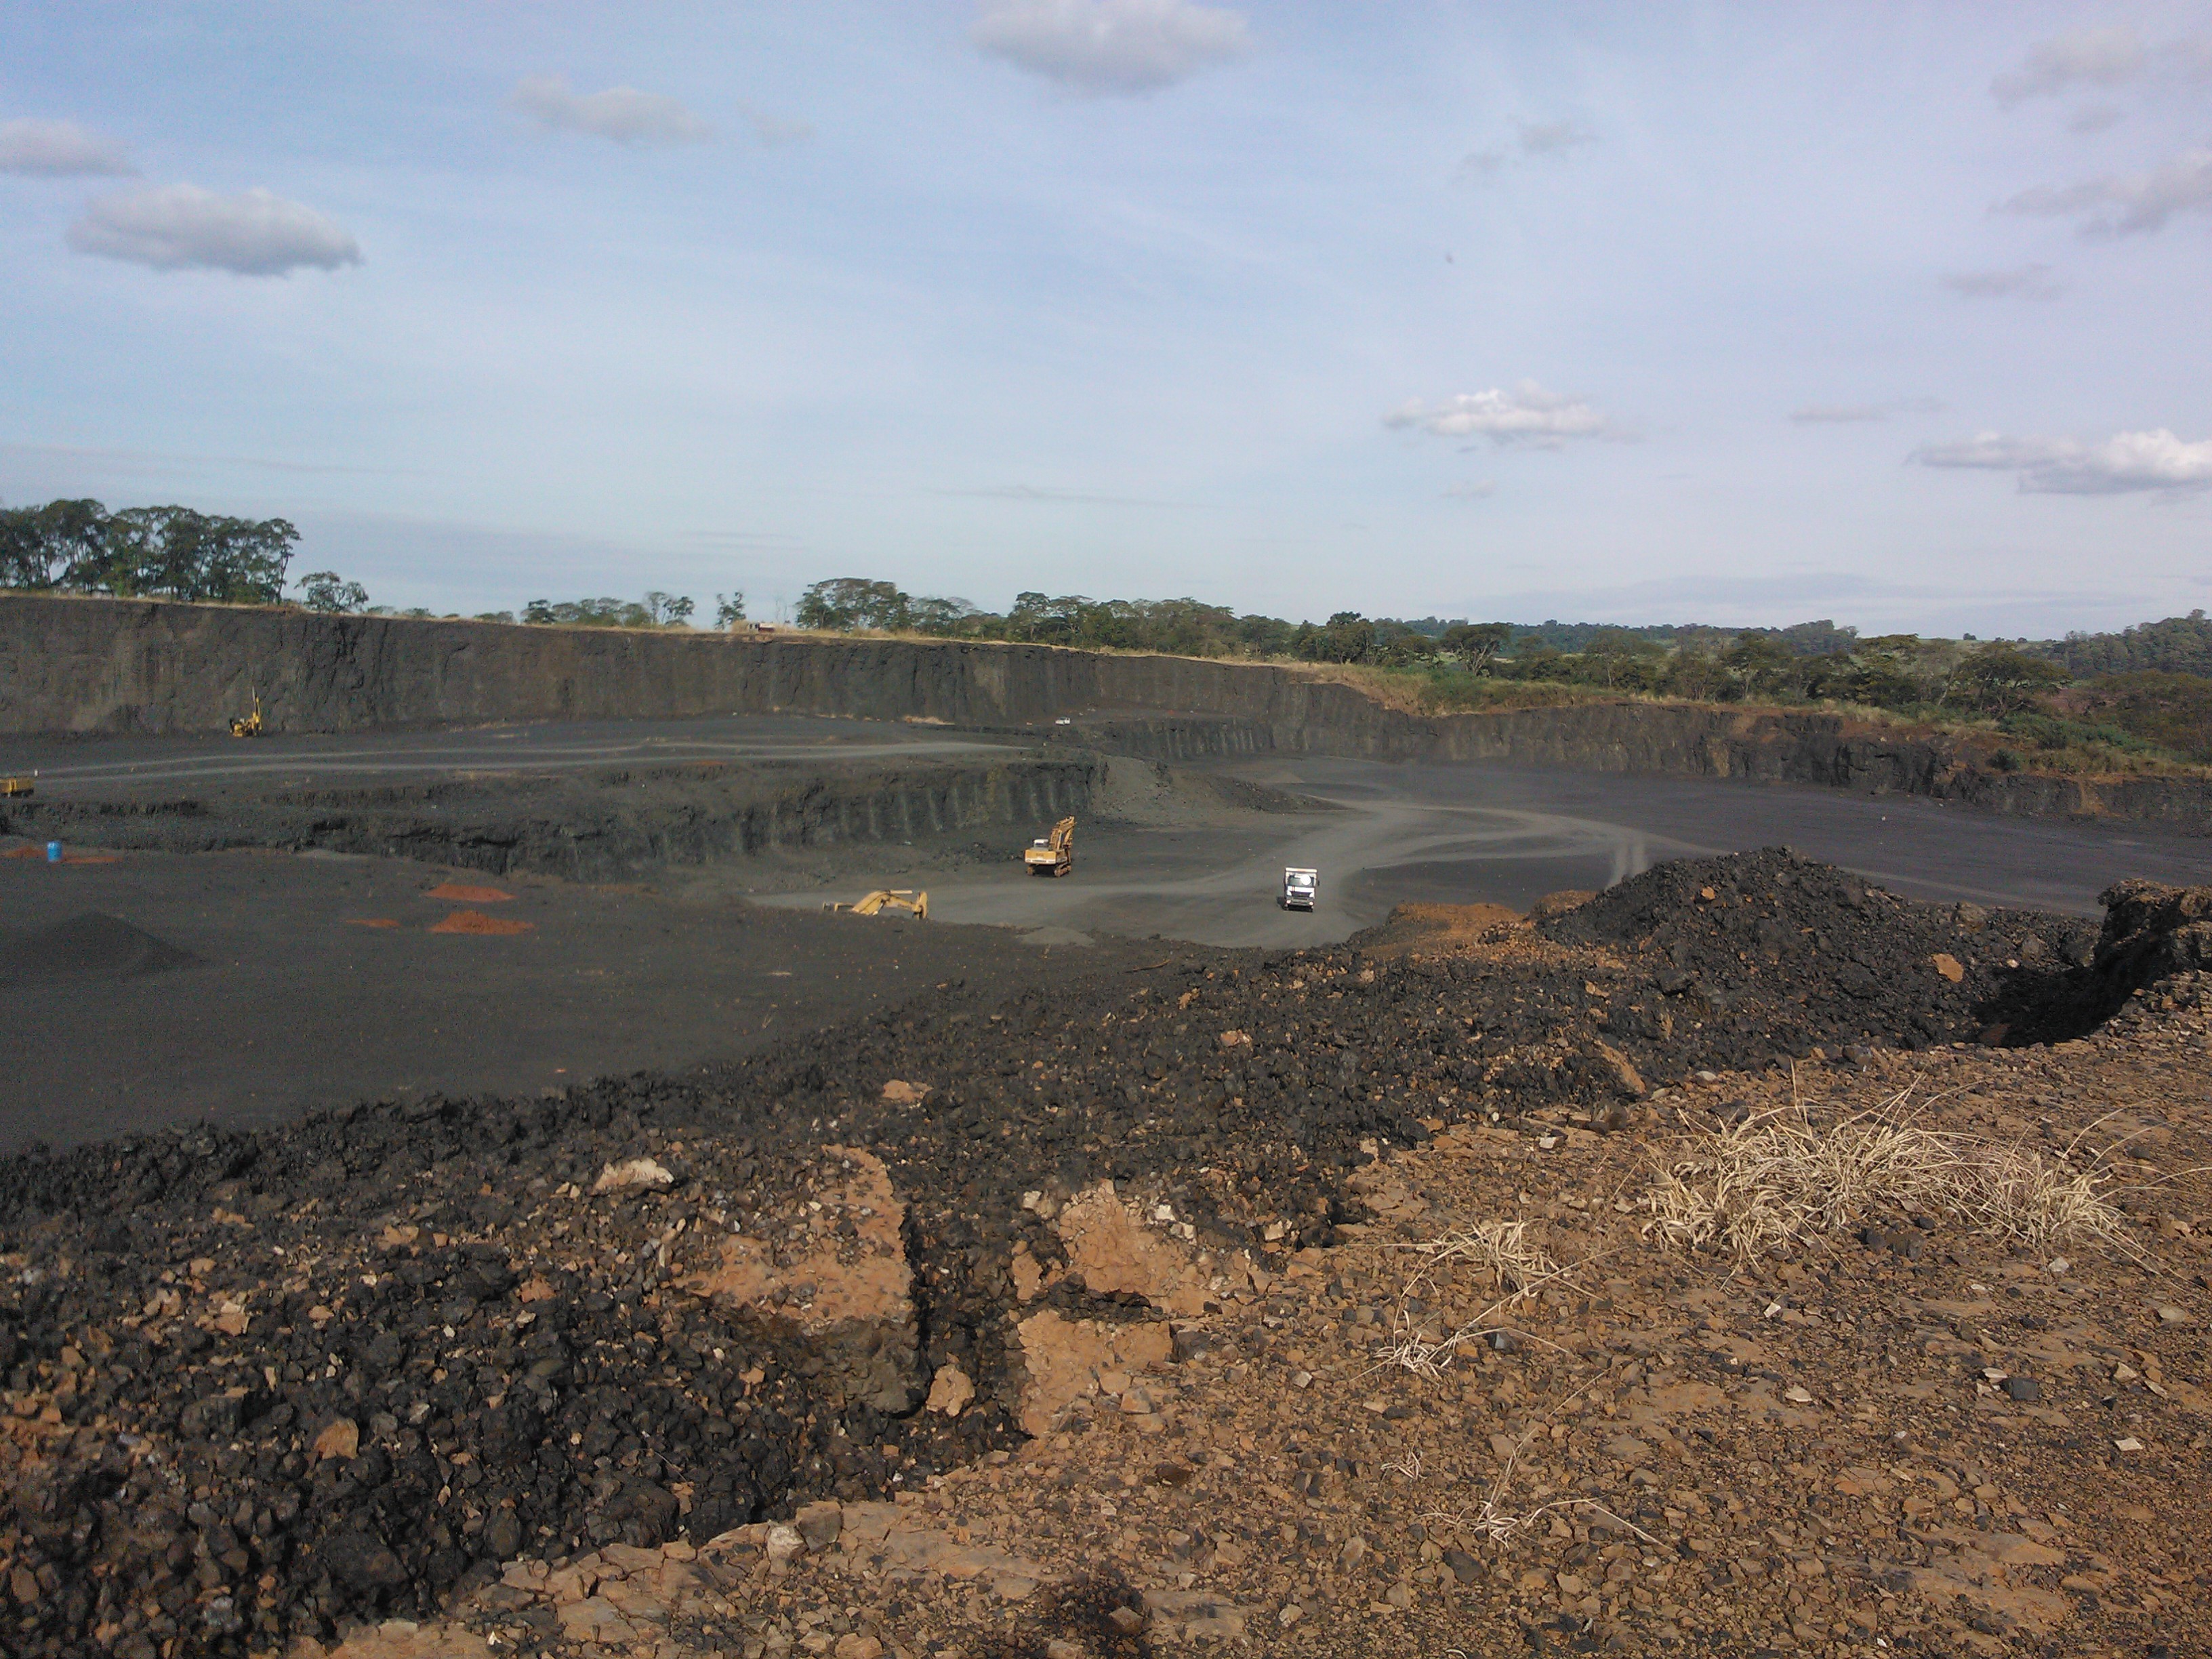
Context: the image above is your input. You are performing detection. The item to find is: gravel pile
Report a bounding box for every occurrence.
[0,850,2196,1657]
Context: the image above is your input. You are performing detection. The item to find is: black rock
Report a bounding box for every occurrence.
[323,1530,408,1590]
[1171,1327,1222,1363]
[2001,1376,2041,1402]
[178,1391,244,1439]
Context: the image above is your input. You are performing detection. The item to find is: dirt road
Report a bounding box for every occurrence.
[777,752,2212,948]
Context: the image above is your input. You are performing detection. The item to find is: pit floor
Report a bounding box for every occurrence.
[3,715,2207,1151]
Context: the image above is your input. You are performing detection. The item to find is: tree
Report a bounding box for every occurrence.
[1946,646,2069,717]
[1440,621,1514,673]
[0,499,295,602]
[909,595,981,634]
[1583,626,1663,689]
[0,498,108,589]
[523,599,556,624]
[642,591,695,626]
[716,591,747,627]
[298,571,369,613]
[1664,650,1727,700]
[796,577,912,632]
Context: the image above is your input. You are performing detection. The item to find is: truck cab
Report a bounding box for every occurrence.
[1281,867,1318,910]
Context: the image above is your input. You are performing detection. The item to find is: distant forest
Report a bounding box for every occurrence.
[786,577,2212,764]
[3,497,2207,762]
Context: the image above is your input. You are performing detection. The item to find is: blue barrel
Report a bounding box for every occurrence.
[46,841,63,863]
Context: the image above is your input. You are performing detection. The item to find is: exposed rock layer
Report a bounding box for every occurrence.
[4,592,2208,831]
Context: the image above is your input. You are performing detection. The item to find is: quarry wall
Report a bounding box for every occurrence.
[5,592,2208,834]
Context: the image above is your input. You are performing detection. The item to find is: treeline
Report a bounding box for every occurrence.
[2046,611,2212,678]
[1,498,297,605]
[790,577,2212,763]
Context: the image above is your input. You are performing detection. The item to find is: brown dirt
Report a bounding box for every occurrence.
[274,967,2212,1659]
[1357,902,1524,961]
[428,909,537,936]
[426,883,517,904]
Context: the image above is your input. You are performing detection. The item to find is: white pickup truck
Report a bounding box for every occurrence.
[1281,867,1318,911]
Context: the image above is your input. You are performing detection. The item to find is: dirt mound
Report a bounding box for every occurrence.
[424,882,514,903]
[1538,844,2095,1051]
[0,911,200,987]
[1354,901,1521,960]
[428,909,534,936]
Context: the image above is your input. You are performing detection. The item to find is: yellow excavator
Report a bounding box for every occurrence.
[825,890,929,920]
[229,689,267,739]
[0,776,33,798]
[1024,816,1075,877]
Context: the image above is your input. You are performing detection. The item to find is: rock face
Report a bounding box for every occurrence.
[1,750,1099,882]
[5,593,2207,832]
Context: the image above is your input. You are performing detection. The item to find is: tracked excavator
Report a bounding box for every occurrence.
[825,890,929,919]
[1024,816,1075,877]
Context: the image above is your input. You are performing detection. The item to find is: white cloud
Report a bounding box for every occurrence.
[1386,382,1614,447]
[512,77,715,146]
[1999,148,2212,236]
[0,117,134,176]
[1991,28,2147,107]
[66,184,361,275]
[1941,264,2062,300]
[2068,103,2125,134]
[970,0,1252,95]
[1991,28,2212,107]
[1914,428,2212,495]
[1790,396,1943,425]
[1443,480,1497,500]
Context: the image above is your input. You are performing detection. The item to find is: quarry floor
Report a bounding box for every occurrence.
[2,715,2207,1151]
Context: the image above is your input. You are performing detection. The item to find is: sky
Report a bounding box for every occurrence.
[3,2,2210,636]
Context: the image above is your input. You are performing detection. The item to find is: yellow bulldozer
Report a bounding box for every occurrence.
[0,776,34,798]
[825,890,929,920]
[229,689,267,739]
[1024,816,1075,877]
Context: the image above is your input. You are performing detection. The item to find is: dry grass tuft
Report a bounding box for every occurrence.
[1387,1218,1559,1296]
[1368,1221,1575,1379]
[1641,1086,2130,1259]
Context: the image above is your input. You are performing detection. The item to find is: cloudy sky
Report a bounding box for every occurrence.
[3,2,2209,634]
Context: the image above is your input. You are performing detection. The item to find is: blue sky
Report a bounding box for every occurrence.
[3,2,2209,634]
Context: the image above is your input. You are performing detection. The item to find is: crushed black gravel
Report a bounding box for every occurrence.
[0,848,2194,1658]
[0,913,201,989]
